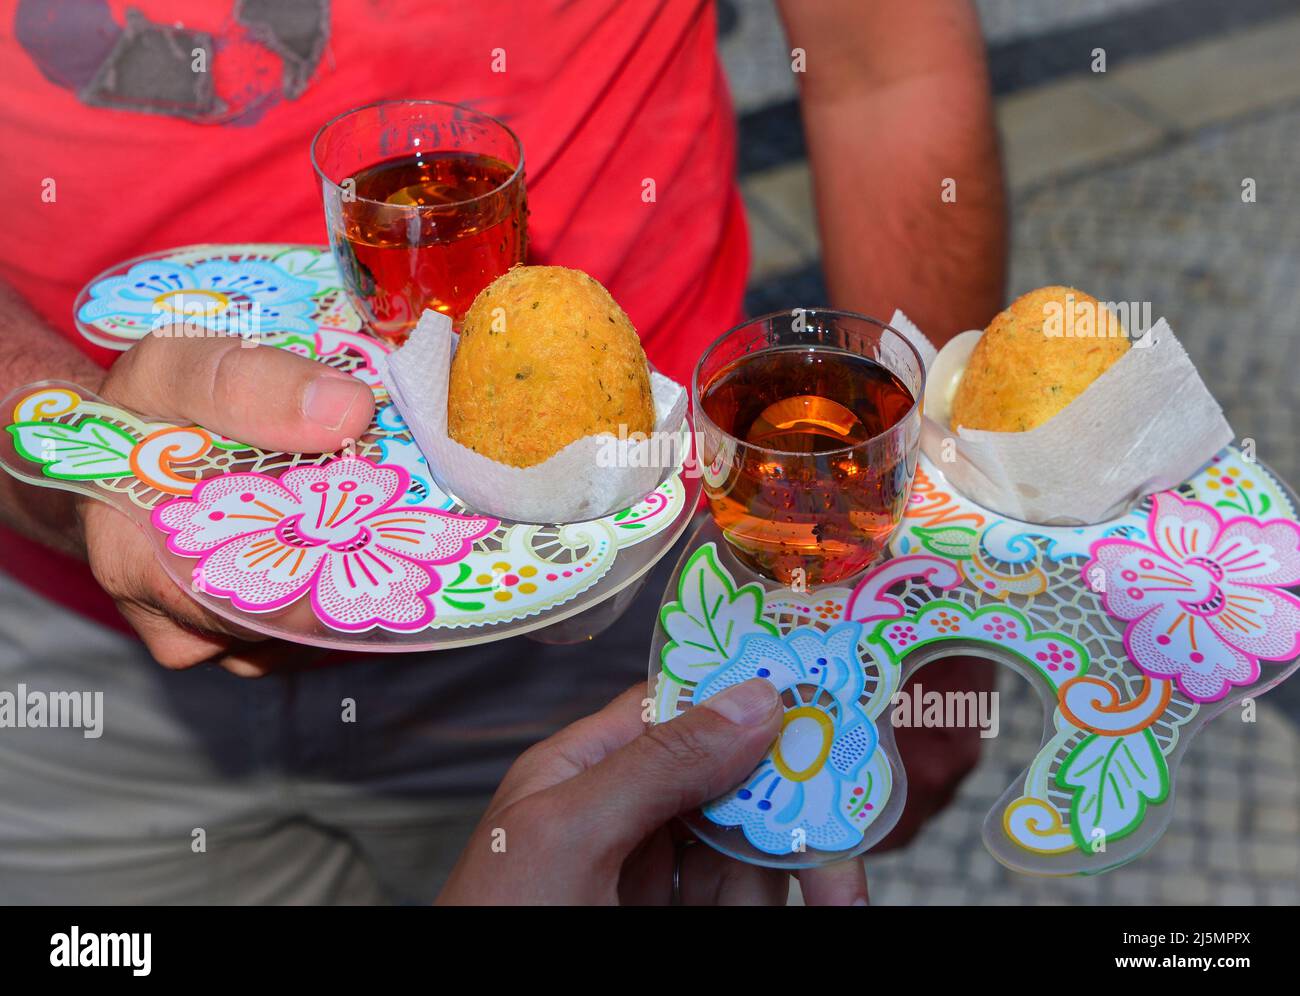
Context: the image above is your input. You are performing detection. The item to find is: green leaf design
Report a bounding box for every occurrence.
[267,333,319,360]
[209,435,251,452]
[7,418,137,481]
[445,562,473,589]
[658,543,777,684]
[912,524,978,559]
[442,595,486,612]
[1056,729,1169,852]
[271,247,341,291]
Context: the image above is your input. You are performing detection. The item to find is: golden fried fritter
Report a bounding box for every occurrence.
[951,286,1130,433]
[447,265,656,467]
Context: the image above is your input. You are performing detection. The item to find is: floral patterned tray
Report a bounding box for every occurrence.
[73,243,361,351]
[0,245,697,651]
[649,448,1300,873]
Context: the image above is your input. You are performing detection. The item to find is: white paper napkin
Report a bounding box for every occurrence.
[891,308,1234,525]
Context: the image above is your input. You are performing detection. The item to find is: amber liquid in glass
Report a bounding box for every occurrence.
[336,151,526,343]
[699,346,916,587]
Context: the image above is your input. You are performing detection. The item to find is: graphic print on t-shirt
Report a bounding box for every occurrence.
[14,0,330,123]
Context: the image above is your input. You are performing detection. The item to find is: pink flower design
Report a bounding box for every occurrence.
[1084,492,1300,702]
[887,624,918,646]
[153,456,497,632]
[980,615,1020,641]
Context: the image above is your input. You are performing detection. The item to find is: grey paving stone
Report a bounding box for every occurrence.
[1202,763,1245,795]
[998,79,1166,191]
[1247,840,1300,878]
[717,0,796,115]
[745,194,813,282]
[1206,838,1248,875]
[1109,16,1300,131]
[1159,874,1212,905]
[742,164,821,282]
[963,761,1015,799]
[966,851,1000,885]
[743,164,819,249]
[1110,867,1159,904]
[1202,799,1245,832]
[1255,773,1300,803]
[1257,710,1300,765]
[924,846,960,878]
[1256,805,1300,836]
[1157,830,1197,866]
[1216,881,1259,905]
[1264,882,1300,906]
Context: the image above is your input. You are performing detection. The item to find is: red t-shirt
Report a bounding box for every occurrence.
[0,0,747,628]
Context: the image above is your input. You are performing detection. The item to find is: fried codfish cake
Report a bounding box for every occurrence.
[447,265,656,467]
[951,286,1130,433]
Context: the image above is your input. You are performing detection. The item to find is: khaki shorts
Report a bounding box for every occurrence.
[0,551,668,903]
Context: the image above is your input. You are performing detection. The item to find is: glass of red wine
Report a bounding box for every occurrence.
[311,99,527,344]
[692,309,925,588]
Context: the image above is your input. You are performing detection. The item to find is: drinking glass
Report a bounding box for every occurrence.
[692,309,925,587]
[311,99,527,344]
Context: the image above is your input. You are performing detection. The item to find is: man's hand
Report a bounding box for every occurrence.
[437,681,871,906]
[79,333,374,676]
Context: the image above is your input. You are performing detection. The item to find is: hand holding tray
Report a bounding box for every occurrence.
[650,448,1300,874]
[2,244,698,650]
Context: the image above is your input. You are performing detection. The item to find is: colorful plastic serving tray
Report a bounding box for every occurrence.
[0,244,697,651]
[649,449,1300,874]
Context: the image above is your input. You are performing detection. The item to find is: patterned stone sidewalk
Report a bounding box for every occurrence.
[861,674,1300,906]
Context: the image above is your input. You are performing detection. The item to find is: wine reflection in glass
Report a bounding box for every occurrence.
[692,310,925,588]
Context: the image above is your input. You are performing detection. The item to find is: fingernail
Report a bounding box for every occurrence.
[303,376,365,431]
[702,677,779,727]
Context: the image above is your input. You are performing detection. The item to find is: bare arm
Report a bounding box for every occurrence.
[0,279,105,557]
[777,0,1007,343]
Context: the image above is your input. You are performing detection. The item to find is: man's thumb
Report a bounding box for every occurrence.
[101,334,374,454]
[544,678,783,859]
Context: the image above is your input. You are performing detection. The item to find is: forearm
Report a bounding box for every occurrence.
[780,0,1007,344]
[0,278,105,557]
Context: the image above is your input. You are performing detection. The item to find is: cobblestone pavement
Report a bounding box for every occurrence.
[1010,104,1300,489]
[724,1,1300,905]
[860,673,1300,907]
